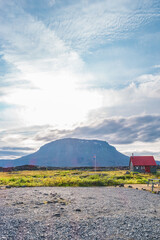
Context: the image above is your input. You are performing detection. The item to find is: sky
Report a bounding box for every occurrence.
[0,0,160,161]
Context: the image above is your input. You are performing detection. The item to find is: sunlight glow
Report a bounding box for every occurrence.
[3,69,102,128]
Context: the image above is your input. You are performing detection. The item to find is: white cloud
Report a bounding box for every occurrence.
[0,1,102,129]
[115,141,160,161]
[48,0,56,7]
[49,0,160,52]
[153,65,160,68]
[1,1,159,130]
[0,0,160,161]
[85,73,160,124]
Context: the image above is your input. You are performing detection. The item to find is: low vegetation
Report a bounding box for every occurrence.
[0,170,159,187]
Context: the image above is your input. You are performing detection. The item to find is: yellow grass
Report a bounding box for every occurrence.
[0,170,159,187]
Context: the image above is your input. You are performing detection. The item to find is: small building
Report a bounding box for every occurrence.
[129,156,157,173]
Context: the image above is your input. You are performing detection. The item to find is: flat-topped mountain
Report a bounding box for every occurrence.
[0,138,129,167]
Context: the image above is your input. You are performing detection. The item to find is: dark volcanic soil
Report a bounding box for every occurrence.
[0,187,160,240]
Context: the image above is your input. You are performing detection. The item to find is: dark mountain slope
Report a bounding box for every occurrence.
[0,138,129,167]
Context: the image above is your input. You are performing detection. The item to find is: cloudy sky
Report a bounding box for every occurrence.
[0,0,160,161]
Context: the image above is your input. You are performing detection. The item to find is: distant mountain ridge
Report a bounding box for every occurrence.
[0,138,129,167]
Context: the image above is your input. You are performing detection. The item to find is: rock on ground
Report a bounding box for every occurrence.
[0,187,160,240]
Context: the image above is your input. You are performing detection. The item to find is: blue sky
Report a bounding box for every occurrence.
[0,0,160,160]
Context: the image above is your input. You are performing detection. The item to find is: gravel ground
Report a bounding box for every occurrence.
[0,187,160,240]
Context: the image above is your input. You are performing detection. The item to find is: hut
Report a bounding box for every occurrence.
[129,156,157,173]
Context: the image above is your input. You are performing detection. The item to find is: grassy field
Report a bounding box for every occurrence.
[0,170,160,187]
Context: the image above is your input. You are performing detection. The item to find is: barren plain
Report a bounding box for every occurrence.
[0,187,160,240]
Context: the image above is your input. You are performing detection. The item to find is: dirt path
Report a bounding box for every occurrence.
[124,183,160,192]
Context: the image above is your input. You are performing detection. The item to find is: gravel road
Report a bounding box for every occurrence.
[0,187,159,240]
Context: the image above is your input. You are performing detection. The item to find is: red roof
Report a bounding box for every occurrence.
[130,156,157,166]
